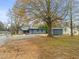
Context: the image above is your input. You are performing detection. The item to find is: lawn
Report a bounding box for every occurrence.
[0,36,79,59]
[30,36,79,59]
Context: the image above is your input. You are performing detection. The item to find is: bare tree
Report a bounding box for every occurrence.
[25,0,69,37]
[8,2,27,34]
[9,0,70,36]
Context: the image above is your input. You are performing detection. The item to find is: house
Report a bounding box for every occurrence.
[63,27,79,35]
[21,28,47,34]
[21,27,47,34]
[52,28,63,36]
[29,28,47,34]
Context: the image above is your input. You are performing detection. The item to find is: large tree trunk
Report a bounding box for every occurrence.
[15,27,20,34]
[47,22,52,37]
[15,29,19,34]
[14,26,19,34]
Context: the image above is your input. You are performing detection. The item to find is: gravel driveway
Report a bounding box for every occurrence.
[0,34,47,46]
[0,35,8,46]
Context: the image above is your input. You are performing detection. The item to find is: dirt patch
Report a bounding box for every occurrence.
[0,39,39,59]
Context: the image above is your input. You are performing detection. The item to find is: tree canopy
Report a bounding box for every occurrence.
[8,0,70,37]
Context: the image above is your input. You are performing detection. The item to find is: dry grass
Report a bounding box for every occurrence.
[29,36,79,59]
[0,39,39,59]
[0,36,79,59]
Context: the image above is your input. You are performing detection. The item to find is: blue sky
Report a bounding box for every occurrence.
[0,0,79,24]
[0,0,15,23]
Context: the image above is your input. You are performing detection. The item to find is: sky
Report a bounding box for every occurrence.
[0,0,79,24]
[0,0,15,24]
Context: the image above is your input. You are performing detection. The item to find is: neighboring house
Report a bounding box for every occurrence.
[63,27,79,35]
[21,27,47,34]
[21,19,79,35]
[21,26,79,35]
[20,27,29,34]
[29,28,47,34]
[52,28,63,36]
[62,20,79,35]
[21,20,47,34]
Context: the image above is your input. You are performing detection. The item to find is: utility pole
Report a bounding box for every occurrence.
[69,0,73,36]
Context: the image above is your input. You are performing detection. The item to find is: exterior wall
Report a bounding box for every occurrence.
[21,27,79,35]
[29,29,46,34]
[52,28,63,36]
[63,27,79,35]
